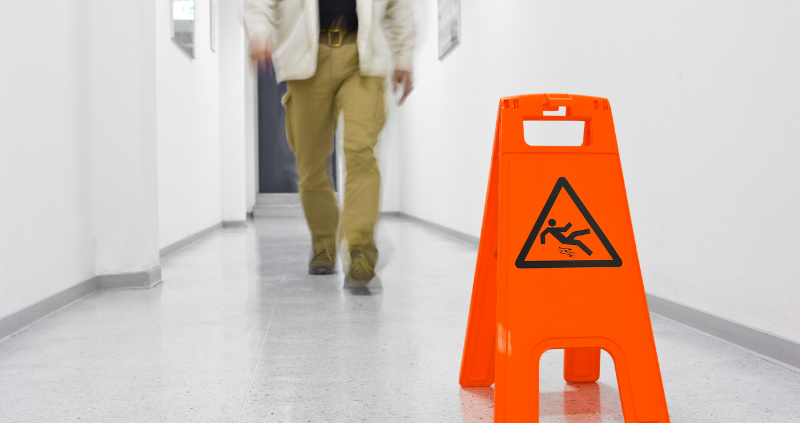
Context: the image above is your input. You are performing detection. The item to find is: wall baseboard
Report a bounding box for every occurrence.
[396,212,800,372]
[160,222,222,259]
[0,277,98,341]
[646,294,800,371]
[396,212,480,246]
[1,265,164,341]
[96,266,162,290]
[222,220,247,228]
[2,223,223,342]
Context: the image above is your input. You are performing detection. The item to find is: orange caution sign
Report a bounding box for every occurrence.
[459,94,670,422]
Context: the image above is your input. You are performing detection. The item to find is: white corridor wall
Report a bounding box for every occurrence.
[394,0,800,343]
[0,1,95,319]
[157,0,223,248]
[219,0,248,223]
[1,0,251,322]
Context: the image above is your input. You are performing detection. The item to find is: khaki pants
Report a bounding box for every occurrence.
[283,40,385,263]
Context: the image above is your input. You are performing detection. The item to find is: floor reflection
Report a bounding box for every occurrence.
[536,349,624,422]
[342,275,383,296]
[459,386,495,423]
[563,383,600,422]
[459,381,621,423]
[540,381,623,422]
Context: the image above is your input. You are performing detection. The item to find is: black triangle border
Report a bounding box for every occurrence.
[515,177,623,269]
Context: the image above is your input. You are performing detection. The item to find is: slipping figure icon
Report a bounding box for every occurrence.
[540,219,593,256]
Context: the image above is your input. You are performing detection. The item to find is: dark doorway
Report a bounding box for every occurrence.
[257,69,337,193]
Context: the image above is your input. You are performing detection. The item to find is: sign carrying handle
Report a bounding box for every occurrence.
[499,94,620,154]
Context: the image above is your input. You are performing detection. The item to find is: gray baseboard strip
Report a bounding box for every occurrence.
[97,266,162,289]
[0,265,165,341]
[395,212,800,371]
[396,212,479,246]
[2,223,224,342]
[646,294,800,371]
[223,220,247,228]
[0,277,98,341]
[160,222,222,259]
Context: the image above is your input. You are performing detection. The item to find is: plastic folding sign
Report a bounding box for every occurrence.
[459,93,670,423]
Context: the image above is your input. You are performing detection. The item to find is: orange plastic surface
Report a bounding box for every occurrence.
[459,94,670,422]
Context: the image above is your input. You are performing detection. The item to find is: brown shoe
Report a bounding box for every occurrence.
[309,250,335,275]
[347,250,375,281]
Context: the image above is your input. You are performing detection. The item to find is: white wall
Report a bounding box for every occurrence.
[2,0,251,321]
[219,0,248,223]
[0,1,95,318]
[1,0,166,319]
[91,0,161,274]
[244,63,258,214]
[157,0,223,247]
[395,0,800,342]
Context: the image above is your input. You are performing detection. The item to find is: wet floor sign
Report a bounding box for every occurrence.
[459,94,670,422]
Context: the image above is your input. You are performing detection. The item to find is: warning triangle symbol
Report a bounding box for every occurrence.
[516,177,622,269]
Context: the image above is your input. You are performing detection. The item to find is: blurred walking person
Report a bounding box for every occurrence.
[245,0,415,281]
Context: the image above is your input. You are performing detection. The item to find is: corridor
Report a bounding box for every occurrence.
[1,217,798,422]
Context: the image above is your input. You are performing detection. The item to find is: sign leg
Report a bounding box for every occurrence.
[563,347,601,383]
[459,146,499,387]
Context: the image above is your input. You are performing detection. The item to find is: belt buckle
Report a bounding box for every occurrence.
[328,26,346,47]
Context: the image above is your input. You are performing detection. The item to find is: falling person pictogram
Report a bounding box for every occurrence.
[539,219,593,256]
[515,177,622,269]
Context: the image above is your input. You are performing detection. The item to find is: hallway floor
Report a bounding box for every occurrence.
[1,217,799,422]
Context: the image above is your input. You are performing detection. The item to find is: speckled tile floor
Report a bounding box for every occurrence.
[0,216,798,422]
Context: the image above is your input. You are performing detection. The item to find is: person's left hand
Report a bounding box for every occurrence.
[392,70,413,105]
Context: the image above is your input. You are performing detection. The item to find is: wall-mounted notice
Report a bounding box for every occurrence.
[171,0,195,58]
[438,0,460,59]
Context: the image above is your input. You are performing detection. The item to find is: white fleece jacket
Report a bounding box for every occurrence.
[244,0,415,82]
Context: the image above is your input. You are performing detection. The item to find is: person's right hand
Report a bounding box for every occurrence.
[249,33,273,72]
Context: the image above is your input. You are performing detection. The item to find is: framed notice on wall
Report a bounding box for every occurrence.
[438,0,460,59]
